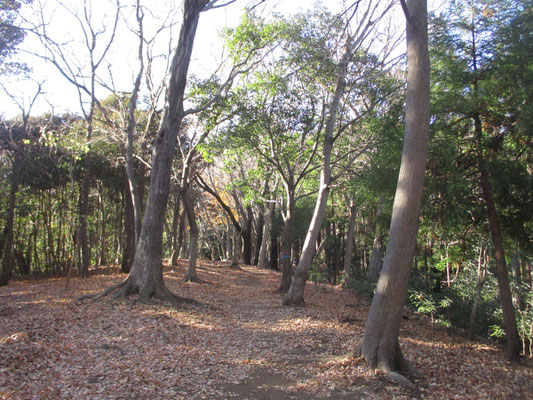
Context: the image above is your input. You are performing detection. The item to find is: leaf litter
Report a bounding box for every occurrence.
[0,260,531,399]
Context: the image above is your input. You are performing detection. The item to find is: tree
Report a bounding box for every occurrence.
[0,0,32,74]
[84,0,252,305]
[0,81,43,285]
[428,0,527,362]
[357,0,430,378]
[283,0,396,305]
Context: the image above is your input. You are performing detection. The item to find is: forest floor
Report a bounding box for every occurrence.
[0,261,532,400]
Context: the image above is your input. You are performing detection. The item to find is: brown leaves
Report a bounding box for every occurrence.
[0,261,532,399]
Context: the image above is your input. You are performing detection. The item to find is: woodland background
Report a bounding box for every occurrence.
[0,0,532,395]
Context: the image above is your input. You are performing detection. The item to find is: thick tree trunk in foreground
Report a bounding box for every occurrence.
[89,0,208,305]
[357,0,430,375]
[283,33,350,305]
[0,150,22,286]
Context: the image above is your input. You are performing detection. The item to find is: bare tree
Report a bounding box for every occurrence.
[29,0,120,277]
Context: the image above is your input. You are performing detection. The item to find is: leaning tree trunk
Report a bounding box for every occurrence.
[93,0,208,305]
[283,32,351,305]
[357,0,430,376]
[474,112,521,362]
[0,150,22,286]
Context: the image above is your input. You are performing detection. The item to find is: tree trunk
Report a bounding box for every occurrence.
[242,206,253,265]
[342,200,357,281]
[0,149,22,286]
[182,185,200,282]
[367,199,384,282]
[357,0,430,374]
[170,194,181,266]
[121,178,136,273]
[278,189,295,293]
[106,0,208,305]
[269,232,278,271]
[469,243,487,339]
[254,210,264,265]
[258,199,276,269]
[283,31,350,305]
[474,113,521,362]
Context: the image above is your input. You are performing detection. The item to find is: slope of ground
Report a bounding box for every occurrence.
[0,261,531,399]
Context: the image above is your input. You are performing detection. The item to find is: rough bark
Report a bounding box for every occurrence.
[357,0,430,374]
[85,0,209,306]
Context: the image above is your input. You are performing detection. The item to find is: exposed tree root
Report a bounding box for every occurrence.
[77,279,128,301]
[355,343,421,397]
[76,276,200,309]
[282,293,305,306]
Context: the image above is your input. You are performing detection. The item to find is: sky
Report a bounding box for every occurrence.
[0,0,428,119]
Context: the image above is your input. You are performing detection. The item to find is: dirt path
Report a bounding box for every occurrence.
[1,261,531,399]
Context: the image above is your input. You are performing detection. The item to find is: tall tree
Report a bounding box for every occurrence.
[283,0,396,305]
[85,0,211,304]
[357,0,430,377]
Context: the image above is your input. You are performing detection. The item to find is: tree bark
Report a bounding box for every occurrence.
[357,0,430,374]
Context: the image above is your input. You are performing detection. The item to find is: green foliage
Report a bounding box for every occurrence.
[0,0,32,74]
